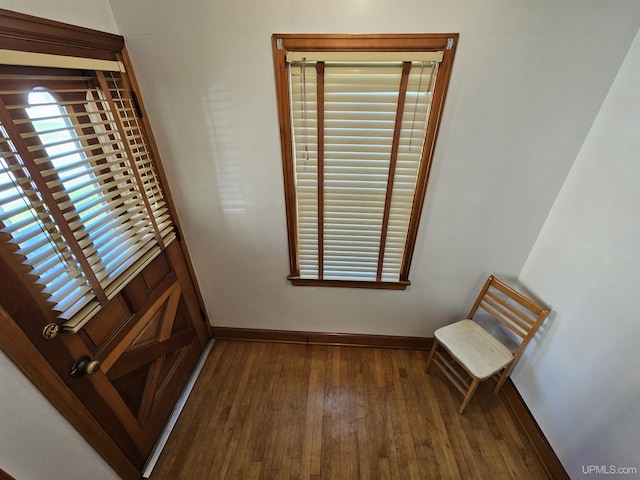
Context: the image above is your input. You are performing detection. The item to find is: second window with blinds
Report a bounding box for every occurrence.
[273,34,458,289]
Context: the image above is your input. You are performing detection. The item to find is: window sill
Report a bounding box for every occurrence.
[287,276,410,290]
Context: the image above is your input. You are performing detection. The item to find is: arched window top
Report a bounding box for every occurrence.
[26,88,65,123]
[28,87,54,104]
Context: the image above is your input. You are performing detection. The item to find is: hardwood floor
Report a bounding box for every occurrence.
[150,340,549,479]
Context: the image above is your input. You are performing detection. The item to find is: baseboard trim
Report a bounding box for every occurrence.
[211,326,433,350]
[0,469,16,480]
[501,379,570,480]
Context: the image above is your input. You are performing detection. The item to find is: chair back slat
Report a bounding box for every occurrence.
[469,276,549,350]
[479,298,528,339]
[485,290,536,326]
[489,277,546,316]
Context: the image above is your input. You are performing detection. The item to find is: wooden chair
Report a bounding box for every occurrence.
[426,275,549,414]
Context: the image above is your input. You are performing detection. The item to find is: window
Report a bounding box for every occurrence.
[0,55,172,329]
[272,34,458,289]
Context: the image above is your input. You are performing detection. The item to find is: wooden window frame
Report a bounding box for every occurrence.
[272,34,458,290]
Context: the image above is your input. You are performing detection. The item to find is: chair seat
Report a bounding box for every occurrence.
[435,319,514,380]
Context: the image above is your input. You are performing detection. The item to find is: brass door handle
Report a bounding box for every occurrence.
[70,355,101,378]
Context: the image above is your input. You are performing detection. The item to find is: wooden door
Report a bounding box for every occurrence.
[0,9,212,475]
[0,239,210,470]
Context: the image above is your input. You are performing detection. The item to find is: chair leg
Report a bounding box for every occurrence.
[426,339,438,372]
[459,377,480,414]
[494,361,515,393]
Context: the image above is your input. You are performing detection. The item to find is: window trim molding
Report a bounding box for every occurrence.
[272,33,458,289]
[0,7,123,58]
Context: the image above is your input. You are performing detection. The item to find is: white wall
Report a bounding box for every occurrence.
[0,351,119,480]
[514,28,640,478]
[0,3,119,479]
[0,0,117,34]
[107,0,640,337]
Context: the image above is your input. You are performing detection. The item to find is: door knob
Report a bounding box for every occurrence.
[70,355,101,378]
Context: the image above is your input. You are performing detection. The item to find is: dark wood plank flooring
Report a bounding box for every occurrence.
[149,340,548,479]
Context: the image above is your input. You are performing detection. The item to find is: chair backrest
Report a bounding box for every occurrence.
[468,275,549,357]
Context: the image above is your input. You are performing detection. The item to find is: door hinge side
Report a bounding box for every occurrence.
[131,91,144,118]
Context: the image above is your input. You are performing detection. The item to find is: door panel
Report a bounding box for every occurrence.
[0,239,209,469]
[69,240,208,467]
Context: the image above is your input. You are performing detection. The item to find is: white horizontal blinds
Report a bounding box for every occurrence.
[0,123,95,318]
[102,71,174,244]
[381,61,438,282]
[290,62,319,279]
[25,83,156,294]
[0,70,108,318]
[0,65,171,321]
[289,55,439,283]
[322,63,401,281]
